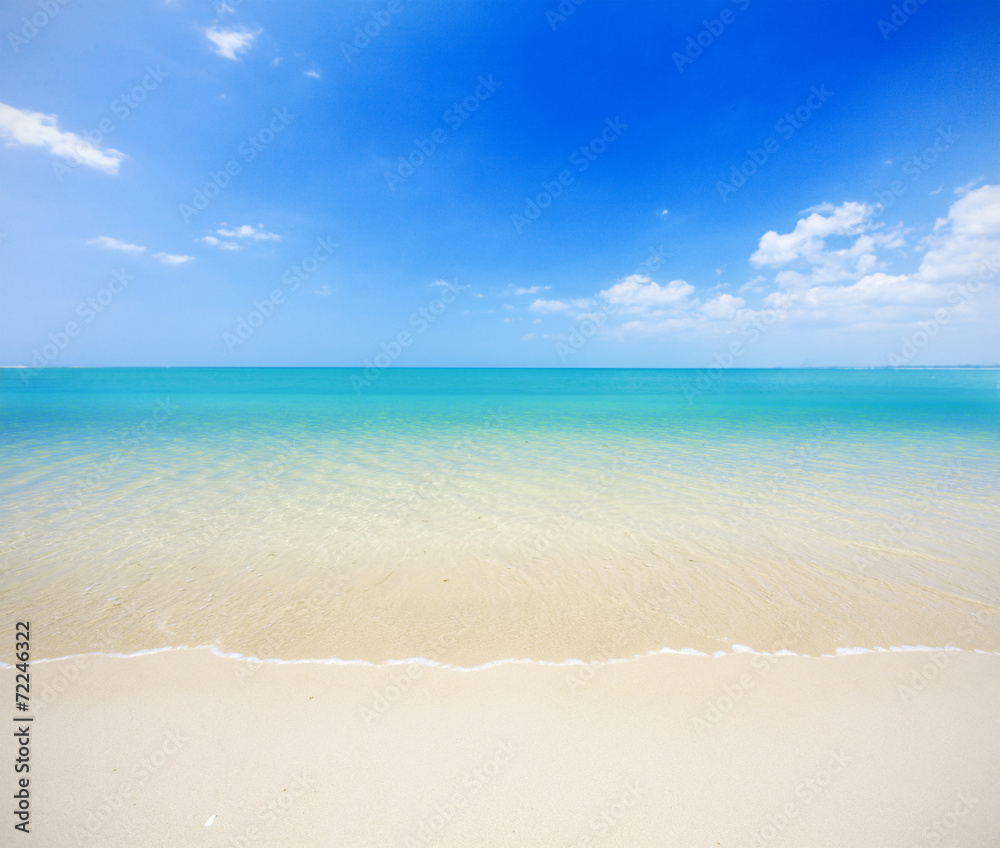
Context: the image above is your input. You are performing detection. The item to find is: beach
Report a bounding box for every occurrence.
[3,367,999,844]
[8,647,999,846]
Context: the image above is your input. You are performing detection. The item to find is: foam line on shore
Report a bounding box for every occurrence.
[7,641,1000,670]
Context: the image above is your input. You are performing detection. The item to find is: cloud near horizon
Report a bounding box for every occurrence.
[529,185,999,339]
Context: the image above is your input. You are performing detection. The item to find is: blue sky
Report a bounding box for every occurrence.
[1,0,998,368]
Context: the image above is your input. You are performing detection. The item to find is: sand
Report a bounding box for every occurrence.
[7,647,999,846]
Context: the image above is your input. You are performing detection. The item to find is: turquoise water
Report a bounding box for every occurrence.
[2,368,999,662]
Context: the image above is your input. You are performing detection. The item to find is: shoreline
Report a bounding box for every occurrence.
[7,646,999,846]
[9,639,1000,670]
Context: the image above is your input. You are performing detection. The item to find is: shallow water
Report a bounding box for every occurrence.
[2,367,998,663]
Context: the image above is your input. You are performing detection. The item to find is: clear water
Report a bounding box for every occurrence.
[2,368,998,663]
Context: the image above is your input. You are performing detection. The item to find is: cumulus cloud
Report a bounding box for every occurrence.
[88,236,145,253]
[154,252,194,265]
[205,27,262,60]
[0,102,126,174]
[750,201,872,267]
[527,186,999,343]
[758,185,1000,321]
[700,293,746,319]
[513,285,551,295]
[600,274,695,306]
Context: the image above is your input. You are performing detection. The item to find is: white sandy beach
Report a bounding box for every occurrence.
[8,647,999,846]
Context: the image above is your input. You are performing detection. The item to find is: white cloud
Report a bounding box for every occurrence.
[154,252,194,265]
[739,274,767,293]
[215,223,280,241]
[88,236,145,253]
[205,27,262,61]
[600,274,694,306]
[750,201,872,267]
[513,285,551,295]
[199,235,240,250]
[201,224,279,250]
[314,285,331,296]
[700,293,745,319]
[529,298,572,313]
[0,102,126,174]
[954,179,982,197]
[305,69,321,80]
[757,185,1000,322]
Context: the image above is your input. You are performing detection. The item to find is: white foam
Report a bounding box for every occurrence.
[3,641,997,671]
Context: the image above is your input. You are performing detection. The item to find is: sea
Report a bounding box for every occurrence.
[2,367,998,664]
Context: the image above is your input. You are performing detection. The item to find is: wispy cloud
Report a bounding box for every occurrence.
[200,224,280,250]
[305,69,321,80]
[216,223,280,241]
[154,252,194,265]
[0,102,126,174]
[199,235,239,250]
[205,26,262,61]
[529,298,573,313]
[513,285,551,295]
[88,236,145,253]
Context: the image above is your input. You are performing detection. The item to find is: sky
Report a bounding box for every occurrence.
[1,0,998,369]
